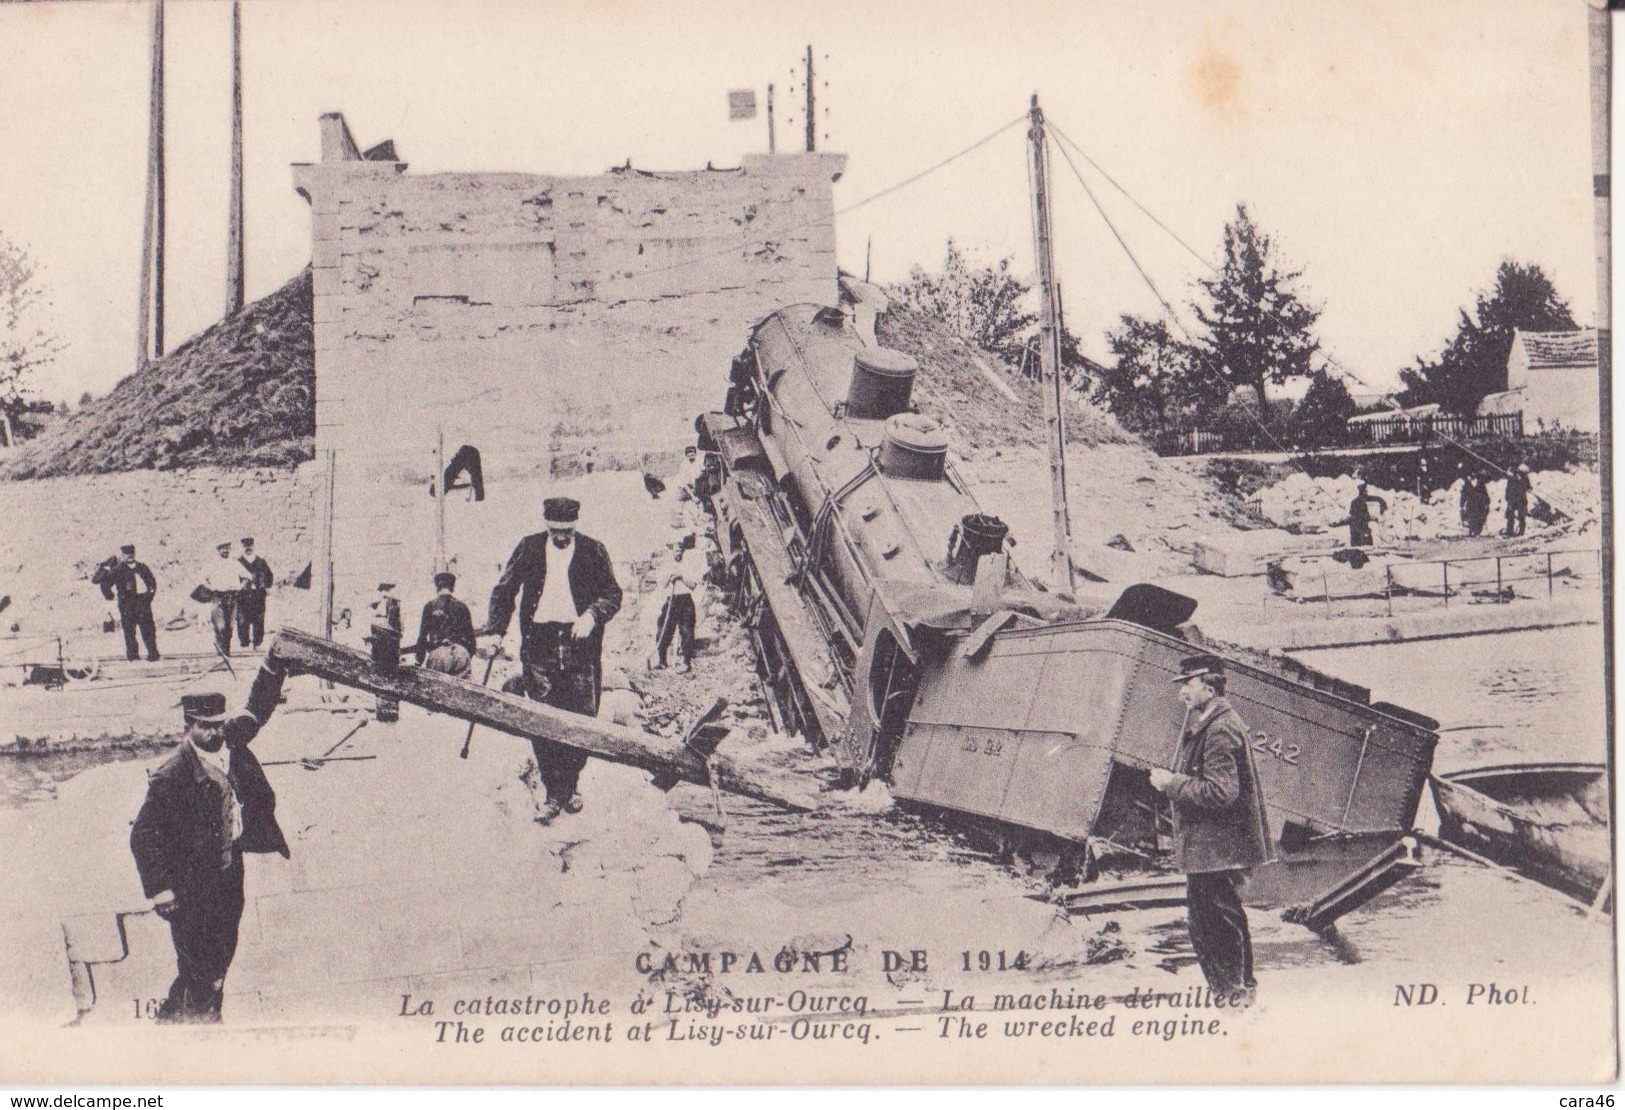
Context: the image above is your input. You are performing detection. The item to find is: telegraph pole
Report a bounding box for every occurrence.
[804,45,815,152]
[434,427,448,573]
[226,0,245,316]
[767,83,776,153]
[1025,94,1075,593]
[136,0,165,368]
[153,0,166,358]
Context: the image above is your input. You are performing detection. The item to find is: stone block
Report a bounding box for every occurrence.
[1191,529,1338,577]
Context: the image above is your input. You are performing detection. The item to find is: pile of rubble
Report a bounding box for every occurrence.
[1256,468,1600,543]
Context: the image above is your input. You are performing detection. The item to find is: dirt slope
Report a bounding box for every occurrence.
[872,299,1127,455]
[3,269,314,480]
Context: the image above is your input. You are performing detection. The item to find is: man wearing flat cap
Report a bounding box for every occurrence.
[481,496,623,824]
[1148,653,1272,1005]
[100,544,160,662]
[130,693,289,1022]
[416,571,476,677]
[201,541,250,657]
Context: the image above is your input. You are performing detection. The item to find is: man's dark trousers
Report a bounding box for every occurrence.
[120,597,159,662]
[521,621,597,804]
[237,593,266,648]
[1186,870,1255,996]
[160,851,245,1022]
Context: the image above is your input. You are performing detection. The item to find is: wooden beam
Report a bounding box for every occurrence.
[266,627,819,812]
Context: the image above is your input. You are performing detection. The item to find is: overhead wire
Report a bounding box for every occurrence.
[1046,129,1298,458]
[589,114,1028,297]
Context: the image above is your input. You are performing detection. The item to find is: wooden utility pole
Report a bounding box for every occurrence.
[136,0,165,369]
[766,83,776,153]
[1025,94,1075,593]
[225,0,245,316]
[434,427,447,573]
[321,448,337,643]
[153,0,166,358]
[804,45,815,152]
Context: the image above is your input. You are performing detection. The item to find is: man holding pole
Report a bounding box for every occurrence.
[480,496,622,825]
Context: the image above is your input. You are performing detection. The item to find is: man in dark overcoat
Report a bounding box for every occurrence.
[1503,463,1532,537]
[1346,482,1387,548]
[235,537,273,649]
[130,692,289,1022]
[416,570,476,677]
[481,496,622,824]
[100,544,160,662]
[1149,654,1273,1005]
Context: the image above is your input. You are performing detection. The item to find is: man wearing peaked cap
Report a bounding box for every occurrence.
[99,543,160,662]
[130,692,288,1022]
[481,494,622,825]
[416,570,476,677]
[1148,653,1273,1006]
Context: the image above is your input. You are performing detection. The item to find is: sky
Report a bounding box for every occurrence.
[0,0,1600,405]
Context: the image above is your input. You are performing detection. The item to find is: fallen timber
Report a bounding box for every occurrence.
[264,627,820,813]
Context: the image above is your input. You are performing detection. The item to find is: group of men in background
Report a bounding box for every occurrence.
[202,538,273,656]
[95,538,273,662]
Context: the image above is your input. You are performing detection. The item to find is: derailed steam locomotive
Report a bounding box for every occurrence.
[698,303,1439,915]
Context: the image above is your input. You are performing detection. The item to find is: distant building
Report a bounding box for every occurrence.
[1479,328,1600,433]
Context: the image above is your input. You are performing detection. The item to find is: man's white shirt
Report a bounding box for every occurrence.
[535,539,581,623]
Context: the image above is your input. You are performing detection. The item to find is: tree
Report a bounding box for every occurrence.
[1292,370,1357,449]
[1091,315,1223,436]
[0,238,65,420]
[894,240,1037,364]
[1399,261,1576,416]
[1192,204,1321,412]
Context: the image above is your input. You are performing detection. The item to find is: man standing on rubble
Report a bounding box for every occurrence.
[1503,463,1532,538]
[101,544,160,662]
[1346,482,1387,548]
[480,496,622,825]
[1148,654,1272,1007]
[130,692,289,1022]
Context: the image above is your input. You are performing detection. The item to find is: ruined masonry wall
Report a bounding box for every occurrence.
[295,141,845,615]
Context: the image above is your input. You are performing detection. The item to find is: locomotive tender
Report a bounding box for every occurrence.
[698,303,1439,910]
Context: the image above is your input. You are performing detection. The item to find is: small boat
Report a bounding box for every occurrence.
[1430,761,1610,904]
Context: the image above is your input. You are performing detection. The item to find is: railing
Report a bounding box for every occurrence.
[1155,410,1524,457]
[1277,547,1602,618]
[1345,411,1523,447]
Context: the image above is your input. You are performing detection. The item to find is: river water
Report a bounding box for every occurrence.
[1292,624,1609,773]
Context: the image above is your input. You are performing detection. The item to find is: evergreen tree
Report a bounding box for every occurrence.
[1293,370,1357,449]
[1192,204,1321,412]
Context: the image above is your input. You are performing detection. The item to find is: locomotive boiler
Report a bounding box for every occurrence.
[698,303,1439,916]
